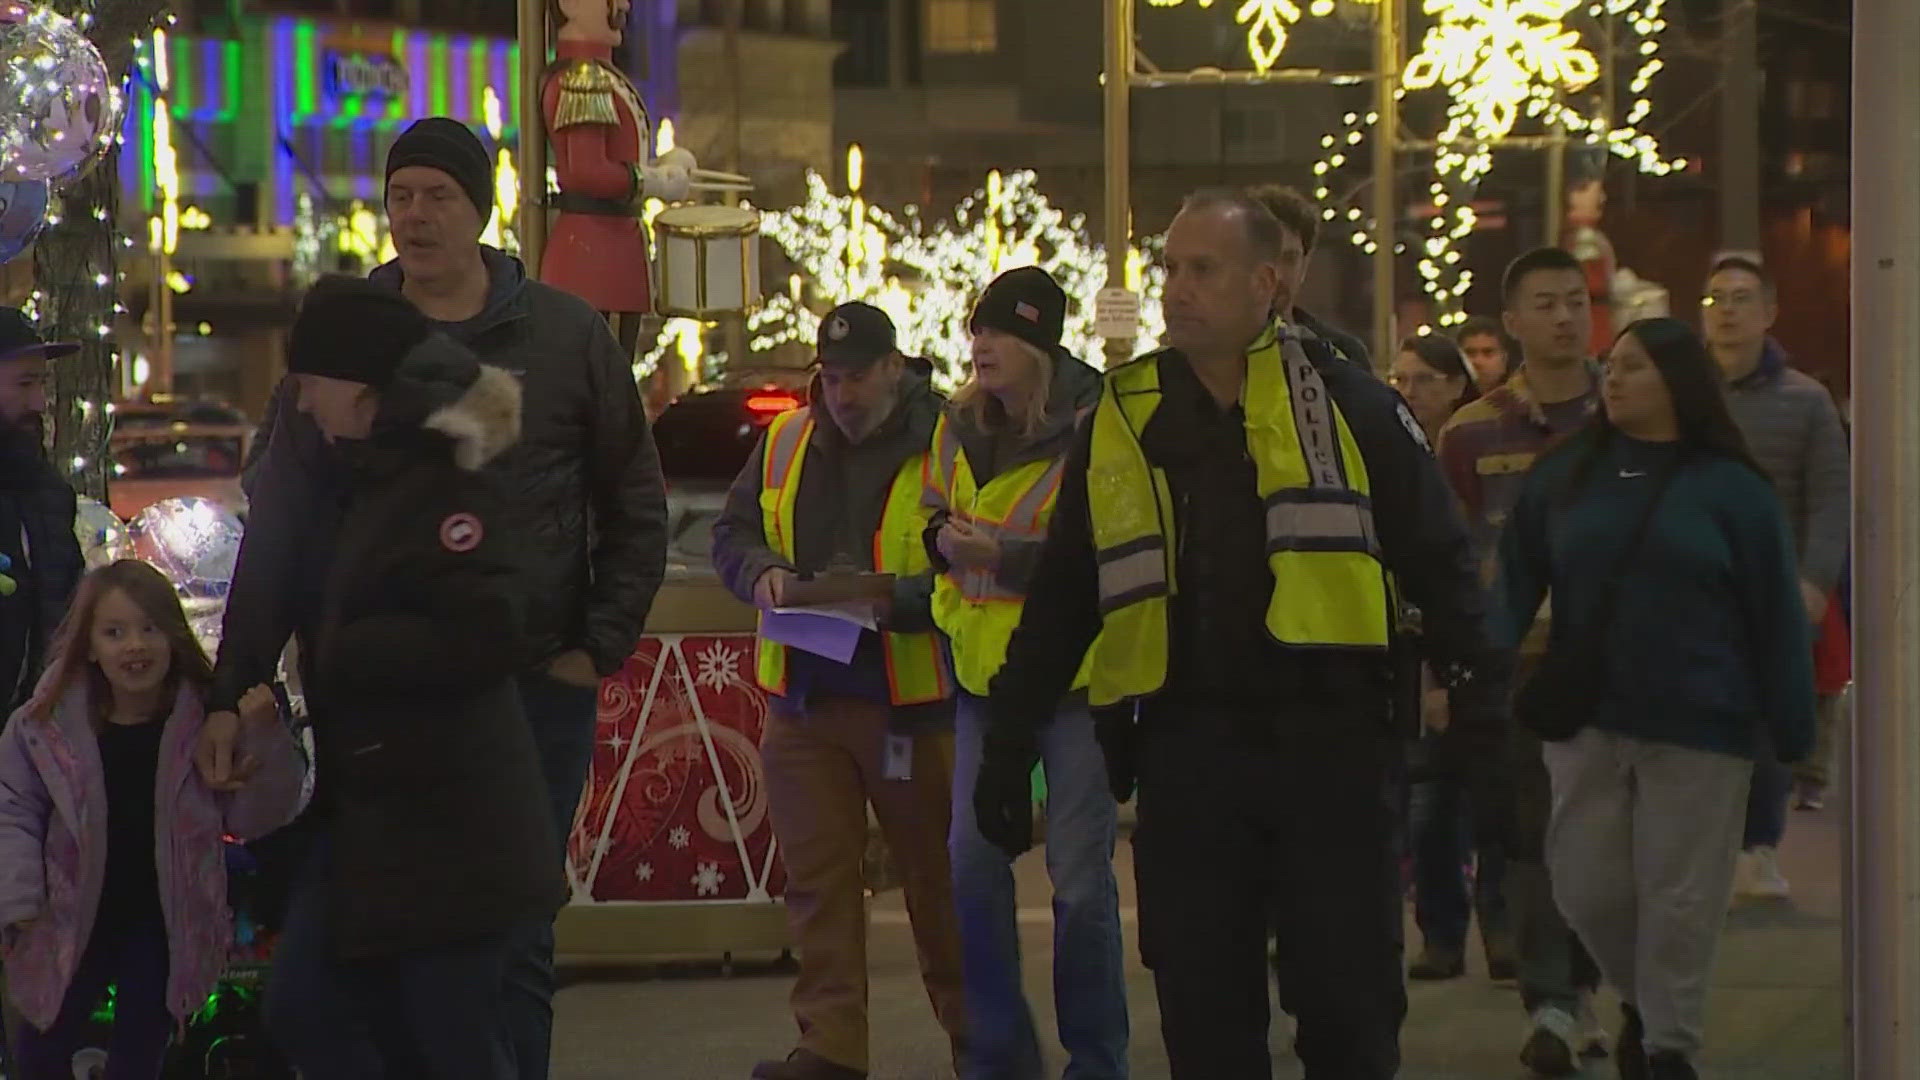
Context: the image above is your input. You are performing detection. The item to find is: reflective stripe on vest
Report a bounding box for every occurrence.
[754,407,953,705]
[925,412,1087,696]
[1083,324,1392,707]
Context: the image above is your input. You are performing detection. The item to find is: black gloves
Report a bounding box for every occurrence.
[1435,656,1515,851]
[972,725,1040,859]
[1091,703,1138,804]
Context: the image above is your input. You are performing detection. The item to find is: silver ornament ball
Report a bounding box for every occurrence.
[0,3,121,186]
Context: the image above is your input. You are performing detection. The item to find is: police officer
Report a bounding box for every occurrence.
[972,189,1507,1079]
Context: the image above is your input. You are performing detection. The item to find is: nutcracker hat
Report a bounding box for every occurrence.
[969,266,1067,356]
[0,308,78,363]
[815,302,899,370]
[385,117,495,220]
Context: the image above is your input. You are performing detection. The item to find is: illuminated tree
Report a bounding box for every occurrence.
[31,0,170,498]
[726,169,1165,389]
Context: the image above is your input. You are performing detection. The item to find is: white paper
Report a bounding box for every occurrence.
[771,600,878,631]
[761,604,877,664]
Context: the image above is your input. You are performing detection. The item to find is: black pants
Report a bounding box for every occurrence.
[1132,705,1406,1080]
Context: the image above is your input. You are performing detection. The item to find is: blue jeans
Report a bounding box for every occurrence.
[951,693,1129,1080]
[265,833,515,1080]
[1745,755,1793,849]
[1408,758,1507,954]
[501,671,600,1080]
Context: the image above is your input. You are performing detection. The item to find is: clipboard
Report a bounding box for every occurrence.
[782,571,895,607]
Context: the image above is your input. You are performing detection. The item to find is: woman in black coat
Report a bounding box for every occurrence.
[262,276,563,1080]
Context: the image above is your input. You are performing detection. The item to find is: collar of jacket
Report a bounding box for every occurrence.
[944,349,1101,482]
[368,245,531,342]
[0,431,60,495]
[353,336,522,476]
[1491,360,1599,428]
[1728,337,1789,392]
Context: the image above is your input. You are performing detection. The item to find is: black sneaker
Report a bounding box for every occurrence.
[1616,1004,1649,1080]
[1647,1050,1698,1080]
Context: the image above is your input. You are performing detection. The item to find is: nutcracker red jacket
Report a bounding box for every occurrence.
[307,334,565,958]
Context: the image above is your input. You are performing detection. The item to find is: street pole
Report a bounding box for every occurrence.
[1719,0,1760,252]
[1102,0,1134,369]
[1850,0,1920,1073]
[1370,0,1398,367]
[1545,128,1565,247]
[517,0,549,277]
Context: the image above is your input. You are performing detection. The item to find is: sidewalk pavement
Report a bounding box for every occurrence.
[553,789,1844,1080]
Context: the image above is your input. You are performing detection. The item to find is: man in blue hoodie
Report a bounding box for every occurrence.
[200,117,668,1080]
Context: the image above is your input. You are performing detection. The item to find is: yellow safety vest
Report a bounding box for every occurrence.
[754,407,953,706]
[923,413,1095,697]
[1085,323,1391,707]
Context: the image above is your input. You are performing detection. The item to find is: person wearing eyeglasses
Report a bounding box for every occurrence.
[1388,336,1513,986]
[1702,255,1850,898]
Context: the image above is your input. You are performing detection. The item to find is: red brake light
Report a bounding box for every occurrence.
[745,393,801,415]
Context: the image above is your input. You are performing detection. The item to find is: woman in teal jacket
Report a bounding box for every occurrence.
[1495,318,1814,1080]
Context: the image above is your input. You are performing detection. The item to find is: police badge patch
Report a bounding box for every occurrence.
[1397,401,1433,453]
[827,316,850,341]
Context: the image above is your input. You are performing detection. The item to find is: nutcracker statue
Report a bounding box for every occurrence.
[540,0,694,355]
[1563,177,1616,357]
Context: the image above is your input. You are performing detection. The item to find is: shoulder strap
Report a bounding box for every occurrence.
[1590,454,1686,632]
[1607,455,1684,586]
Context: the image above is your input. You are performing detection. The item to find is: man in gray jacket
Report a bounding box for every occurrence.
[1703,255,1849,899]
[710,302,965,1080]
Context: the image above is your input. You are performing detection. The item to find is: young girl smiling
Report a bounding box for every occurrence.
[0,559,302,1078]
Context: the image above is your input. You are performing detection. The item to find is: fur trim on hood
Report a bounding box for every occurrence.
[376,332,522,471]
[425,362,521,470]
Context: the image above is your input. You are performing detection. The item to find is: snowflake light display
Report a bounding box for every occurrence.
[1146,0,1308,74]
[1306,0,1685,330]
[748,169,1165,388]
[1402,0,1599,145]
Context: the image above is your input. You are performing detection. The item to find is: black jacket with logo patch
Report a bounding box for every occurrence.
[309,337,564,957]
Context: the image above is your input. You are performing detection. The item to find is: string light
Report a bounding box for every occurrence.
[1404,0,1599,145]
[1380,0,1687,329]
[1146,0,1310,75]
[744,168,1167,388]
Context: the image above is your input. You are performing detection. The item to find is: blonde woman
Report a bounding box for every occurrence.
[926,267,1127,1080]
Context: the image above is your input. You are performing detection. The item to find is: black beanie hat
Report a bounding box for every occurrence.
[288,276,432,388]
[385,117,494,219]
[969,266,1068,355]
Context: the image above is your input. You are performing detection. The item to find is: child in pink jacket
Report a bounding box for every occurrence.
[0,559,303,1078]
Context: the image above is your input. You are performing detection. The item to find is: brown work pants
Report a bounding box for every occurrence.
[761,696,967,1071]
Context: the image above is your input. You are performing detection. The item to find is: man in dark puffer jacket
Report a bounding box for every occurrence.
[198,118,667,1080]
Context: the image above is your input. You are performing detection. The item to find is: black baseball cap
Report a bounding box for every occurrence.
[815,302,898,369]
[0,308,79,363]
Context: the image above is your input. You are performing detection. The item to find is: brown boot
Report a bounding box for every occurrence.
[1408,943,1466,980]
[751,1050,868,1080]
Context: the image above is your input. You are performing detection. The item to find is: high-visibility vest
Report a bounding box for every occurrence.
[1084,323,1391,707]
[754,407,953,706]
[923,413,1095,697]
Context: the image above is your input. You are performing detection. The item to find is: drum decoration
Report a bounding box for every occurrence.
[652,204,763,320]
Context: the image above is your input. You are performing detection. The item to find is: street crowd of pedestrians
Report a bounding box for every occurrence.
[0,110,1846,1080]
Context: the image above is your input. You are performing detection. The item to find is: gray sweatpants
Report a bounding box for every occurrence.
[1542,728,1751,1058]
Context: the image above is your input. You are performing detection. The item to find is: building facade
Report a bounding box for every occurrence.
[122,0,838,410]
